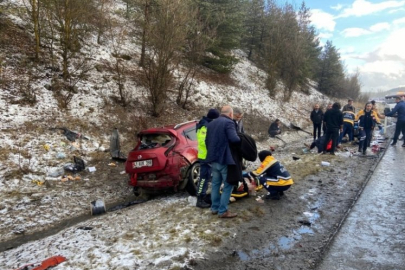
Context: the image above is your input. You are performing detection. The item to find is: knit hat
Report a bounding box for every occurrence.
[207,108,220,119]
[258,150,272,162]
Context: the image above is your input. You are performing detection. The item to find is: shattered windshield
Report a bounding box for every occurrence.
[139,133,173,149]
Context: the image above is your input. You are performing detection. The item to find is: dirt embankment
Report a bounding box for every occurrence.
[0,127,391,270]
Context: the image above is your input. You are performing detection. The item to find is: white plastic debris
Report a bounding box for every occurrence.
[88,166,96,172]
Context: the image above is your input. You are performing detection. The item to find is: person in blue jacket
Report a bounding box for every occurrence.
[385,96,405,147]
[205,105,240,218]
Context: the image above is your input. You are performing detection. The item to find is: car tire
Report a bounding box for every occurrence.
[185,162,200,196]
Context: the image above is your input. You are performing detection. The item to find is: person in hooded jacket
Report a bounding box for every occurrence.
[195,108,220,208]
[249,150,293,200]
[322,102,343,155]
[357,102,377,155]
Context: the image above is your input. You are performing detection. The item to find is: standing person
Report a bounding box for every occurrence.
[342,98,356,113]
[249,150,293,200]
[357,102,377,154]
[268,119,281,137]
[371,100,385,119]
[322,102,343,155]
[338,108,356,145]
[322,103,333,134]
[385,96,405,146]
[233,107,245,133]
[310,104,323,141]
[195,108,220,208]
[205,105,240,218]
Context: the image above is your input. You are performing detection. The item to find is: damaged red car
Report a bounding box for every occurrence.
[125,121,200,196]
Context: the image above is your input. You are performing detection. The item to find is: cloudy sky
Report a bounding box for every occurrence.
[304,0,405,93]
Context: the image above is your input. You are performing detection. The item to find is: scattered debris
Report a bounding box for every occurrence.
[108,162,116,167]
[47,168,64,178]
[110,128,127,161]
[32,180,45,186]
[64,156,85,172]
[56,152,66,159]
[88,167,96,172]
[77,226,93,231]
[13,255,67,270]
[90,199,106,215]
[50,127,89,142]
[321,161,330,166]
[43,144,50,151]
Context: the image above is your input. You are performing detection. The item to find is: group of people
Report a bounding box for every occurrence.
[309,97,405,155]
[195,106,293,218]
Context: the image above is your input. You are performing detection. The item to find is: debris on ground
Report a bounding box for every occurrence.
[64,156,85,172]
[50,127,89,142]
[110,128,127,161]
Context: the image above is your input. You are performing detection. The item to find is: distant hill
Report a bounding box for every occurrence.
[369,87,405,99]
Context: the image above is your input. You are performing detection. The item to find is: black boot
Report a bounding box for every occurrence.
[196,196,210,208]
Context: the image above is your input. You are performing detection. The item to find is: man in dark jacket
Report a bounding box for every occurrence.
[195,108,220,208]
[385,97,405,146]
[268,119,281,137]
[205,105,240,218]
[310,104,323,141]
[342,98,356,113]
[322,102,343,155]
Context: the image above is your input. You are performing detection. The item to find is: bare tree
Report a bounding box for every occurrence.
[21,0,41,60]
[139,0,192,116]
[176,4,215,109]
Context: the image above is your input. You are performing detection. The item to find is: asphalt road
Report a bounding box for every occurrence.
[318,140,405,270]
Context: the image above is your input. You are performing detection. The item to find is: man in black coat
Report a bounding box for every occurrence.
[322,102,343,155]
[310,104,323,141]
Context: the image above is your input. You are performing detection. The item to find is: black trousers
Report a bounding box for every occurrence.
[313,123,322,140]
[323,128,339,153]
[392,120,405,144]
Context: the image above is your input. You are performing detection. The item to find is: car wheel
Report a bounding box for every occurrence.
[185,162,200,196]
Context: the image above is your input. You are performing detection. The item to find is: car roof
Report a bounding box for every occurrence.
[138,120,197,135]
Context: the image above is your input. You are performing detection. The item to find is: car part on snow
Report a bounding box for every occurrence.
[110,128,127,161]
[64,156,85,172]
[50,127,89,142]
[13,255,66,270]
[90,199,106,215]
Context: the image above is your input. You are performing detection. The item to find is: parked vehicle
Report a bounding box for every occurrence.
[125,121,199,196]
[384,91,405,113]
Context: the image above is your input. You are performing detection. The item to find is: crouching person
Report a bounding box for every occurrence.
[249,150,293,200]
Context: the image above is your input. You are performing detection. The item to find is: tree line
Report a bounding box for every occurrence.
[0,0,362,116]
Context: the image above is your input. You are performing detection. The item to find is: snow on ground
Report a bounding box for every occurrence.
[0,1,342,269]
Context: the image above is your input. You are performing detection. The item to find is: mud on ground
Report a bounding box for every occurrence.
[0,129,391,270]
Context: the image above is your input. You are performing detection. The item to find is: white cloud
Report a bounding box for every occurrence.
[378,27,405,59]
[310,9,336,32]
[360,60,404,76]
[341,27,371,37]
[338,0,405,18]
[341,22,391,37]
[331,4,343,11]
[318,32,333,39]
[369,22,390,32]
[393,17,405,25]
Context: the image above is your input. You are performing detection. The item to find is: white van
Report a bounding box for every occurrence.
[384,92,405,113]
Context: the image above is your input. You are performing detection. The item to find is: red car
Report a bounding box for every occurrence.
[125,121,200,196]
